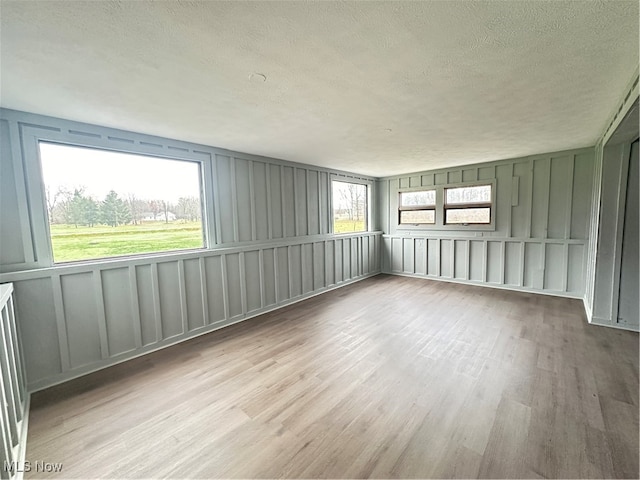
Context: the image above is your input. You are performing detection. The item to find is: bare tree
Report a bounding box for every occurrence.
[338,184,366,221]
[45,186,71,223]
[126,193,145,225]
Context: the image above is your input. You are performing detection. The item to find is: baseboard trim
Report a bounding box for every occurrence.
[583,296,593,323]
[591,317,640,332]
[383,270,583,300]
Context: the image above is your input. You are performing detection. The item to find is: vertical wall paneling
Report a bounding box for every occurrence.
[302,243,313,294]
[238,252,248,314]
[262,249,276,307]
[272,248,280,304]
[177,261,189,334]
[504,242,521,286]
[277,247,289,302]
[282,167,295,238]
[157,262,183,339]
[454,240,467,279]
[183,259,205,331]
[469,241,483,282]
[230,158,241,242]
[127,266,143,348]
[135,265,158,345]
[511,161,531,238]
[564,156,575,239]
[225,254,243,318]
[335,239,343,282]
[571,152,594,239]
[92,271,109,359]
[102,268,137,356]
[198,257,209,326]
[486,242,501,283]
[531,157,551,238]
[269,164,283,239]
[248,161,257,241]
[258,249,266,310]
[544,243,565,291]
[51,275,70,372]
[293,169,303,236]
[567,244,585,294]
[263,163,273,240]
[547,155,572,238]
[316,172,323,235]
[216,155,235,244]
[60,272,101,368]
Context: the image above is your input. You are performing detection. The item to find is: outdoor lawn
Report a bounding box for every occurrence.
[50,221,203,263]
[333,218,366,234]
[51,219,367,263]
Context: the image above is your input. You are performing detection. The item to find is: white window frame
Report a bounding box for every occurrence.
[397,179,496,231]
[330,175,372,235]
[20,124,215,267]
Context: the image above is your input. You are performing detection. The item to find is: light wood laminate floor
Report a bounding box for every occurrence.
[26,275,639,479]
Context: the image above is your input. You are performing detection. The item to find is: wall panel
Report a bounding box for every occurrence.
[61,273,101,368]
[204,256,226,324]
[183,259,205,331]
[101,268,136,355]
[252,162,269,241]
[157,262,183,339]
[135,265,158,346]
[244,250,262,313]
[235,158,253,242]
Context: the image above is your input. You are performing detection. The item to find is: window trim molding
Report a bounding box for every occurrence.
[330,174,372,235]
[21,125,215,268]
[397,179,497,231]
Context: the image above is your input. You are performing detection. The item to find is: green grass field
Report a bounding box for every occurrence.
[333,218,366,234]
[50,218,366,263]
[50,221,203,262]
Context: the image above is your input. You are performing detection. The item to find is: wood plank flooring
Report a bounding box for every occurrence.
[25,275,639,478]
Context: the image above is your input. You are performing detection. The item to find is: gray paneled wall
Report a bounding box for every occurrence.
[379,148,595,298]
[0,109,380,391]
[2,235,380,391]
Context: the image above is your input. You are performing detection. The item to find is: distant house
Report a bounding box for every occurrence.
[141,211,176,222]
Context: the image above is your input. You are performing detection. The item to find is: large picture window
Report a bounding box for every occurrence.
[39,142,205,263]
[332,180,368,233]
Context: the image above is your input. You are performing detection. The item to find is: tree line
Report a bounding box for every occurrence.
[46,187,201,227]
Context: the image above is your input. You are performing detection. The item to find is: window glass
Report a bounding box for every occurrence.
[400,210,435,224]
[39,142,204,263]
[445,207,491,224]
[332,181,367,233]
[446,185,491,205]
[400,190,436,207]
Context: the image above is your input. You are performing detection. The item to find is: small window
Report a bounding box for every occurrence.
[398,190,436,225]
[39,142,205,263]
[444,185,492,225]
[332,181,367,233]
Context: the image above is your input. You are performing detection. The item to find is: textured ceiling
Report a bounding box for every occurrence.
[1,1,638,177]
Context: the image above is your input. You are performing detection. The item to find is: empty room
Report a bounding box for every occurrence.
[0,1,638,479]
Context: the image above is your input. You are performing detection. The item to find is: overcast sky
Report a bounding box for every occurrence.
[39,142,201,203]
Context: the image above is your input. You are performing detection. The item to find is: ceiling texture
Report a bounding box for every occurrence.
[1,1,638,177]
